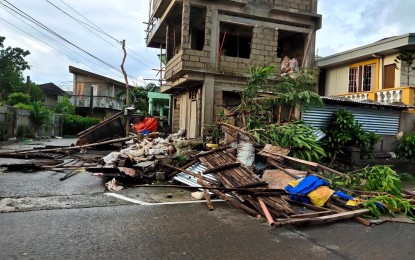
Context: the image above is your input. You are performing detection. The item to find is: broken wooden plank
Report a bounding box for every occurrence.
[1,136,136,156]
[326,202,371,226]
[273,209,370,227]
[202,162,241,174]
[168,159,198,178]
[197,173,214,211]
[265,159,298,179]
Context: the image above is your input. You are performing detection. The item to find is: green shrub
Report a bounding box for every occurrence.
[54,96,75,115]
[396,132,415,163]
[63,115,100,135]
[13,103,34,111]
[322,109,381,161]
[17,125,35,138]
[6,92,30,106]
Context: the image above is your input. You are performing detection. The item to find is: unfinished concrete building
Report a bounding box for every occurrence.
[146,0,321,138]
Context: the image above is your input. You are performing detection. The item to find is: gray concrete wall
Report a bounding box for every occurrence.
[0,106,31,139]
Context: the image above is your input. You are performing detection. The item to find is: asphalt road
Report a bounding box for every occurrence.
[1,202,415,260]
[1,138,415,260]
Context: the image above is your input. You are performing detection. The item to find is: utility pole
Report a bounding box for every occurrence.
[121,40,131,137]
[26,76,31,95]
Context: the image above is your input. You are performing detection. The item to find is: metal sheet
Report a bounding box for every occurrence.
[303,105,400,135]
[173,162,218,187]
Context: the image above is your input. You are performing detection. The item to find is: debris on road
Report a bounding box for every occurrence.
[1,115,413,228]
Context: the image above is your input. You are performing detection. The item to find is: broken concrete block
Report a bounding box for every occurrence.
[156,172,165,181]
[191,191,205,200]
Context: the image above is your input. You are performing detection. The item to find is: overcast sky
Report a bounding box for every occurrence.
[1,0,415,91]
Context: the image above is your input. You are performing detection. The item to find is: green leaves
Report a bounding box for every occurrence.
[322,109,381,160]
[396,133,415,163]
[0,36,31,94]
[329,166,414,219]
[251,122,326,162]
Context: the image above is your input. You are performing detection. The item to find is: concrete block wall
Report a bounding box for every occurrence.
[165,49,184,80]
[261,0,316,13]
[250,26,279,65]
[182,49,210,71]
[218,26,279,75]
[172,96,181,133]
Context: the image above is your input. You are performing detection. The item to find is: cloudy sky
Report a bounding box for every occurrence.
[1,0,415,91]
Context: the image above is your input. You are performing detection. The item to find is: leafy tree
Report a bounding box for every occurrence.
[28,83,45,102]
[394,49,415,86]
[0,36,31,94]
[237,65,322,129]
[54,96,75,115]
[116,83,153,111]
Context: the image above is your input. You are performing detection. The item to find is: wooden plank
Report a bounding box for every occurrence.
[197,173,214,211]
[326,202,371,226]
[273,209,370,227]
[203,162,241,174]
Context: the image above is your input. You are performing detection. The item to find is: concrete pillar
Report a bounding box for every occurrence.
[149,98,154,116]
[209,8,219,70]
[201,75,215,130]
[168,98,171,125]
[181,0,190,48]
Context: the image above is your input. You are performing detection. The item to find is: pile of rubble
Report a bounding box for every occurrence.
[1,126,414,228]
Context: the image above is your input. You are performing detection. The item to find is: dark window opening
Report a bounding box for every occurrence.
[190,6,206,51]
[166,4,183,62]
[219,22,252,59]
[278,30,306,74]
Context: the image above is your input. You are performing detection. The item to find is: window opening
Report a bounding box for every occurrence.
[278,30,306,75]
[190,6,206,51]
[219,22,252,59]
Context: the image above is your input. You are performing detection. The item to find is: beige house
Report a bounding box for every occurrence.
[69,66,126,119]
[318,33,415,132]
[146,0,321,138]
[318,33,415,105]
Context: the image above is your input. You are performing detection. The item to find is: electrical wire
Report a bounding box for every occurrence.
[0,6,124,80]
[0,0,144,84]
[0,18,125,81]
[55,0,159,67]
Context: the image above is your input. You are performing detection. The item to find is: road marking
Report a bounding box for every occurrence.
[105,193,223,206]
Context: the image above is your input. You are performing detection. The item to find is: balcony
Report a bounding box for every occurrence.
[70,95,123,110]
[337,87,415,106]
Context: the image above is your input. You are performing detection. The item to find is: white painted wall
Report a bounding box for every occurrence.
[324,65,349,96]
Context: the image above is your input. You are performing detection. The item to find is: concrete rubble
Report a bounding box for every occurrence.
[0,118,414,228]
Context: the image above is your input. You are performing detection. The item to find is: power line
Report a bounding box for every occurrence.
[0,6,125,80]
[57,0,119,42]
[55,0,158,67]
[0,18,125,81]
[0,0,143,84]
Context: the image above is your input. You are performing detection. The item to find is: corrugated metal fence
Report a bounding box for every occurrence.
[303,105,401,136]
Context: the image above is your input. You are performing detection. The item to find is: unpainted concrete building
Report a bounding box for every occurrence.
[146,0,321,138]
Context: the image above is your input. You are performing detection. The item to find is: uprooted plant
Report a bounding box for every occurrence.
[250,122,326,162]
[329,165,414,219]
[237,65,323,129]
[225,65,325,161]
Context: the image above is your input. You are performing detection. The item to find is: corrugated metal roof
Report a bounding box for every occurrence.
[322,96,413,110]
[303,105,401,135]
[173,162,218,187]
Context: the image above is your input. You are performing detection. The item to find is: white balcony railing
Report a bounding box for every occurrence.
[70,96,123,110]
[342,93,369,101]
[338,87,415,106]
[375,89,403,104]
